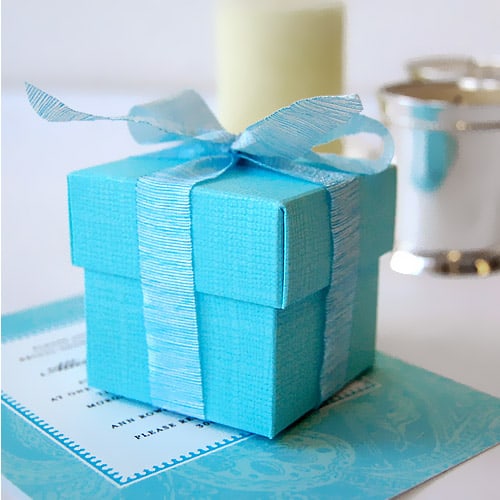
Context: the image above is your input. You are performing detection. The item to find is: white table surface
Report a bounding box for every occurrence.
[2,90,499,499]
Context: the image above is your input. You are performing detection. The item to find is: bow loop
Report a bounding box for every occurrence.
[299,114,395,175]
[26,82,394,423]
[26,83,394,176]
[231,95,363,160]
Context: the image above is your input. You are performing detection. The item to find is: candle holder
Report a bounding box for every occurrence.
[379,78,500,277]
[215,0,344,135]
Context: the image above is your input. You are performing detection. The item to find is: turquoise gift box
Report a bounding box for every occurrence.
[68,155,395,438]
[25,84,396,438]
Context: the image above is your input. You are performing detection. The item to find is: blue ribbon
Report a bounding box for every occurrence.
[26,83,394,417]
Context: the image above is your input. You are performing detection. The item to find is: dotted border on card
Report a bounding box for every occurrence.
[2,362,378,487]
[2,375,250,487]
[2,309,377,488]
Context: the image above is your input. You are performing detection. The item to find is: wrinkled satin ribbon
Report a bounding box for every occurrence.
[26,83,394,417]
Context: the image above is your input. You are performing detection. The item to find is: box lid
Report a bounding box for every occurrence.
[68,153,336,309]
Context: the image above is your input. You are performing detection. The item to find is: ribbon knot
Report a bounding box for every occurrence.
[26,83,394,419]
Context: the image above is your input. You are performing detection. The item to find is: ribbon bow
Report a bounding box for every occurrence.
[26,83,394,418]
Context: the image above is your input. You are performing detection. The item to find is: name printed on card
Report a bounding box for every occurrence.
[1,324,250,486]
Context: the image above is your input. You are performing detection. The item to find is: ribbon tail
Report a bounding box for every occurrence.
[137,154,236,417]
[25,82,113,122]
[25,82,233,145]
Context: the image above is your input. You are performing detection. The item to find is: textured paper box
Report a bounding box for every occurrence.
[3,298,500,498]
[68,153,396,437]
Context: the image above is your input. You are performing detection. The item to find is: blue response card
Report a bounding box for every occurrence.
[2,297,500,499]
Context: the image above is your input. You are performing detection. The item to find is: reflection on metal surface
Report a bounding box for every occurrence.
[407,56,476,83]
[379,78,500,278]
[406,56,475,82]
[459,63,500,92]
[390,249,500,277]
[407,56,500,90]
[474,258,492,277]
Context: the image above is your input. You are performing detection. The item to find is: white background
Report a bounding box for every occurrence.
[3,0,499,96]
[2,1,500,498]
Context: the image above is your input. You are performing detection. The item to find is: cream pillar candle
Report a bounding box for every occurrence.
[216,0,344,134]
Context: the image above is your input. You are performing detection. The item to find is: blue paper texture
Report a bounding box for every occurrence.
[69,156,396,436]
[2,298,500,499]
[28,85,396,436]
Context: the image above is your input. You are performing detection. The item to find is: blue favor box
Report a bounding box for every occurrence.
[68,153,395,438]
